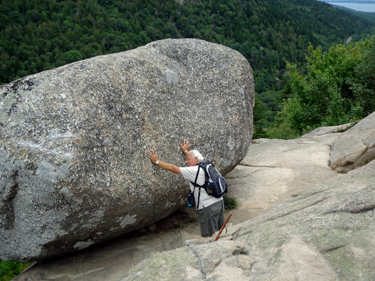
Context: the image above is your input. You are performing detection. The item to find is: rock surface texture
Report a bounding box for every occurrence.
[226,134,339,224]
[16,120,367,281]
[329,111,375,172]
[0,39,254,262]
[120,122,375,280]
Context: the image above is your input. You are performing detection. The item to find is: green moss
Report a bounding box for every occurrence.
[0,260,32,281]
[223,195,237,211]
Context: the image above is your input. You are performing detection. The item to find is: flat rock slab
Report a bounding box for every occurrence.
[122,156,375,281]
[226,134,339,223]
[0,38,254,261]
[300,122,354,138]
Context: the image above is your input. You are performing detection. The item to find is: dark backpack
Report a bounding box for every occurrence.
[190,161,227,208]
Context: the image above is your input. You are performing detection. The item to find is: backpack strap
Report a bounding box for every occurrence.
[201,162,210,187]
[193,165,200,186]
[190,163,214,209]
[191,165,203,209]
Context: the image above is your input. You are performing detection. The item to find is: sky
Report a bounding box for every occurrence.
[318,0,375,12]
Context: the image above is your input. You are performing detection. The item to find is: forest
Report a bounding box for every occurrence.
[265,37,375,139]
[331,4,375,23]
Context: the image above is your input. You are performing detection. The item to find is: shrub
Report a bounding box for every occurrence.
[223,195,237,210]
[0,260,31,281]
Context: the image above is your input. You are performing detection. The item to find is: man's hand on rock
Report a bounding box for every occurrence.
[180,139,190,153]
[148,149,159,164]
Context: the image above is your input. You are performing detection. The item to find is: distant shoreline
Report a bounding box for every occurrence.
[318,0,375,12]
[321,0,375,3]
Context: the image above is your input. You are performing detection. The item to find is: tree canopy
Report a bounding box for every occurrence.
[267,36,375,138]
[0,0,373,87]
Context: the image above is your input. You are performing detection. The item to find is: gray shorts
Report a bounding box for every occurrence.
[197,200,225,237]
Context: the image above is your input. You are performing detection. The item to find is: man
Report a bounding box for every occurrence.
[148,140,225,237]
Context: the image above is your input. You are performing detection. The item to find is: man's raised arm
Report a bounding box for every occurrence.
[148,149,181,174]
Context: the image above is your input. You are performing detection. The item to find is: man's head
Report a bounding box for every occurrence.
[186,150,204,166]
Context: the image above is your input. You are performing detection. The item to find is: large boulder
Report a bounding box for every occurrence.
[330,111,375,172]
[0,39,254,262]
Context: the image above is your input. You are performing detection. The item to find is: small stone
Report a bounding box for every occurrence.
[146,224,157,232]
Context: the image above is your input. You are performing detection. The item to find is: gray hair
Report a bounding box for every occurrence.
[190,150,204,162]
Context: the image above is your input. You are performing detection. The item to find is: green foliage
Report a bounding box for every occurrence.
[253,94,269,139]
[272,37,375,138]
[64,50,83,63]
[223,195,237,211]
[0,260,31,281]
[253,90,283,138]
[349,39,375,115]
[266,98,303,139]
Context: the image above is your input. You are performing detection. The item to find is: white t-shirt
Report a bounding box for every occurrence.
[180,165,223,210]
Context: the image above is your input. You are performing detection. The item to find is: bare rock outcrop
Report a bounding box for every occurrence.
[329,111,375,172]
[122,154,375,281]
[300,122,354,138]
[14,123,375,280]
[0,38,254,262]
[226,134,339,223]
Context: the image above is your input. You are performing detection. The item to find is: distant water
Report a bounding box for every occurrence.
[324,2,375,12]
